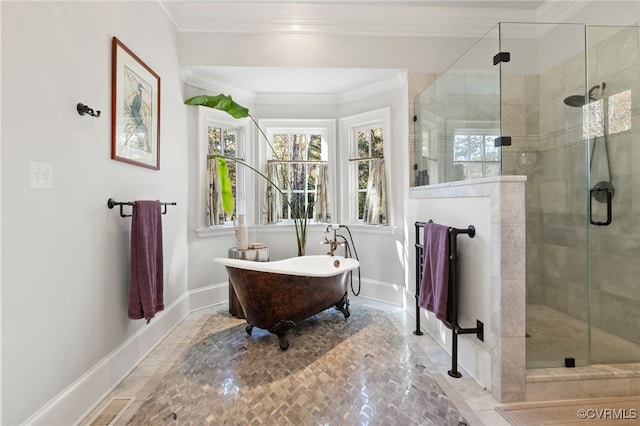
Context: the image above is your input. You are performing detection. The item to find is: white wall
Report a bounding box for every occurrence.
[2,1,638,424]
[1,2,188,425]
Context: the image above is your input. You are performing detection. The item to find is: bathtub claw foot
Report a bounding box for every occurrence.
[334,293,350,318]
[270,320,295,351]
[246,324,254,335]
[277,334,290,351]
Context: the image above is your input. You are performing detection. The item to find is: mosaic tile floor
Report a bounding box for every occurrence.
[83,299,507,425]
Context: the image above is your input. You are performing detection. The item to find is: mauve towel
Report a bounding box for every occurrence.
[128,200,164,323]
[418,222,450,324]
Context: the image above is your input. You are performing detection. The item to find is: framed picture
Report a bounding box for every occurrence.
[111,37,161,170]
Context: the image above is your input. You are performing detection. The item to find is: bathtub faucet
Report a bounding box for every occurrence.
[323,223,341,256]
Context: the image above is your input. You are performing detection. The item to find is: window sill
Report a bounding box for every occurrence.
[195,222,397,238]
[194,226,236,238]
[338,223,397,236]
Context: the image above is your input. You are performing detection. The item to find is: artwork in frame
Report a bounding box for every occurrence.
[111,37,161,170]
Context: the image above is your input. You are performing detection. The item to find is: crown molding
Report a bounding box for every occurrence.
[182,68,406,105]
[162,1,549,38]
[182,68,257,105]
[337,71,406,103]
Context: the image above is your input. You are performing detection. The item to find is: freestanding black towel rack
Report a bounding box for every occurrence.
[414,220,484,378]
[107,198,176,218]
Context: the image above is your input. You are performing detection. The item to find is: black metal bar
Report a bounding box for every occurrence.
[107,198,176,218]
[414,221,424,335]
[414,221,482,379]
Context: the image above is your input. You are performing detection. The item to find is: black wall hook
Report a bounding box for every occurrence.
[77,103,100,118]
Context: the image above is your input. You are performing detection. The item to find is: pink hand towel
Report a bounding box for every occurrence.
[128,200,164,323]
[418,222,450,324]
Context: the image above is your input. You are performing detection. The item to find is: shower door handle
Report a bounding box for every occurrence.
[589,187,612,226]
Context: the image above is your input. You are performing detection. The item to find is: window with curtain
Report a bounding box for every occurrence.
[206,126,239,225]
[198,107,248,228]
[341,108,390,226]
[263,124,332,224]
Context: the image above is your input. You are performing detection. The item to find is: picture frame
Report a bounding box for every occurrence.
[111,37,161,170]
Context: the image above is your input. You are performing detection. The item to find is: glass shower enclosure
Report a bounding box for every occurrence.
[413,23,640,368]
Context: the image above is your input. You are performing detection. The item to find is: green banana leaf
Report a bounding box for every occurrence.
[217,157,235,216]
[184,94,249,119]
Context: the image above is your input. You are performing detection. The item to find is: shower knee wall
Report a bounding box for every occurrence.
[409,177,527,403]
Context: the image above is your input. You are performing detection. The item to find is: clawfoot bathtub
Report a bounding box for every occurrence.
[215,255,360,350]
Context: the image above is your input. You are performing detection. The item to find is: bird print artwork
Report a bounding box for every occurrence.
[123,66,152,153]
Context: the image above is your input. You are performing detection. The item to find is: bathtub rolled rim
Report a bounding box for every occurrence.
[214,254,359,277]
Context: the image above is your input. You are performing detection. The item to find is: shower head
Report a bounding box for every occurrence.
[563,95,588,107]
[563,83,606,107]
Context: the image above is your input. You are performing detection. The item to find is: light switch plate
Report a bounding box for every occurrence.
[29,161,53,189]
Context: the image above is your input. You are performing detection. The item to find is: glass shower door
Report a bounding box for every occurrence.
[499,22,591,368]
[586,25,640,364]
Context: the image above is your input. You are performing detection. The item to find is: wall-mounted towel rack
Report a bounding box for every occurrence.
[414,220,483,378]
[107,198,176,218]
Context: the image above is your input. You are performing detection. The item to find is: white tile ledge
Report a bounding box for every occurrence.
[527,364,640,382]
[409,176,527,199]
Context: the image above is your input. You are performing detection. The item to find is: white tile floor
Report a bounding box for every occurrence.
[82,297,510,425]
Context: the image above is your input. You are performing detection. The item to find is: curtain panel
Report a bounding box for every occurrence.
[206,158,225,226]
[362,158,387,225]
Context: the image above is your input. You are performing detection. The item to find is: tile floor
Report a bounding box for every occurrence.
[81,297,509,425]
[526,304,640,368]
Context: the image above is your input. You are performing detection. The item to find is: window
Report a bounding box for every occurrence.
[262,121,333,223]
[452,130,500,180]
[197,107,249,228]
[340,108,390,225]
[583,89,632,138]
[270,132,325,221]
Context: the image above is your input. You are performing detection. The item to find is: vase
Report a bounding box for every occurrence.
[236,214,249,251]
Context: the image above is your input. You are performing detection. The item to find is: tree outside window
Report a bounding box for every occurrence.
[356,127,383,220]
[270,132,324,221]
[453,131,500,180]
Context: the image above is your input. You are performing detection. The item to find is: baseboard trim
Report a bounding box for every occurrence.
[25,279,398,425]
[189,282,228,312]
[353,277,403,306]
[24,293,190,426]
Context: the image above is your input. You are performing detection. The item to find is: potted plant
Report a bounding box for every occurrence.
[185,94,311,256]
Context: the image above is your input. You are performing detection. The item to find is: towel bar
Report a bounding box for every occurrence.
[414,220,483,378]
[107,198,177,218]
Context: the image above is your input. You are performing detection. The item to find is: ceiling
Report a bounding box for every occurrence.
[166,0,583,95]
